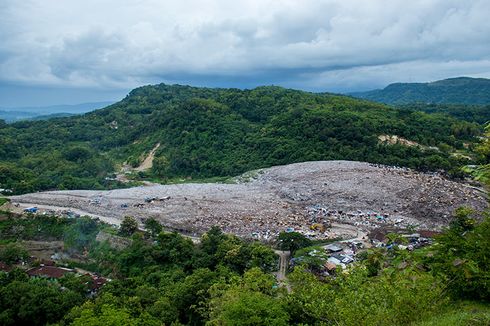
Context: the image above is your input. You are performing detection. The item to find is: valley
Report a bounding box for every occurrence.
[2,2,490,325]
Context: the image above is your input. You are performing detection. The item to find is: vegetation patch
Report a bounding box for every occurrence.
[0,84,482,194]
[0,197,9,207]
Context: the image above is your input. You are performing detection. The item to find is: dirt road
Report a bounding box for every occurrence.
[273,250,291,292]
[135,143,160,172]
[274,250,290,281]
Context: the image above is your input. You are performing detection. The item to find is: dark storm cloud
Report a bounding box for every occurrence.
[1,0,490,96]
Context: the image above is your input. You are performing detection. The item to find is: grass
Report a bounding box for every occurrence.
[415,301,490,326]
[164,175,233,185]
[230,169,263,184]
[125,172,234,185]
[0,197,10,206]
[99,223,119,235]
[107,164,268,188]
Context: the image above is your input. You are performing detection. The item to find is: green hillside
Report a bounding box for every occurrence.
[0,206,488,325]
[397,103,490,124]
[351,77,490,105]
[0,84,482,194]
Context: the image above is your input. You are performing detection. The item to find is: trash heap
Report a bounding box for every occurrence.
[11,161,487,239]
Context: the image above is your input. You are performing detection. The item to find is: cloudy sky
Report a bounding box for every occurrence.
[1,0,490,106]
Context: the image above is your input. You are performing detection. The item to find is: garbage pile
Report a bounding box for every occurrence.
[306,204,421,231]
[11,161,487,239]
[370,232,435,250]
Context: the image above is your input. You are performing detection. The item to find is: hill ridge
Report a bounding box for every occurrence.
[0,83,480,194]
[351,77,490,105]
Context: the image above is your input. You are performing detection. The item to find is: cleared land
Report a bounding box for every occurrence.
[9,161,487,240]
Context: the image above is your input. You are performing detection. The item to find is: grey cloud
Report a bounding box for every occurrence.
[49,30,127,78]
[0,0,490,93]
[292,59,490,92]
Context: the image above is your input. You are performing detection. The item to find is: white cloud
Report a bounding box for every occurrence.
[1,0,490,91]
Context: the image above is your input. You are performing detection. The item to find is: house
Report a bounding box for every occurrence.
[324,243,343,253]
[327,256,342,265]
[87,274,108,293]
[340,255,354,264]
[26,266,74,279]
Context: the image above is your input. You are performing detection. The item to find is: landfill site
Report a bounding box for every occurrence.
[8,160,488,241]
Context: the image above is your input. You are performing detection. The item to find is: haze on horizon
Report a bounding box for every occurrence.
[1,0,490,107]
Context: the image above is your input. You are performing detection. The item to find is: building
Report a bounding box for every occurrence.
[26,266,74,279]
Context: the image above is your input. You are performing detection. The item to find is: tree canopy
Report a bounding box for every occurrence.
[0,84,482,194]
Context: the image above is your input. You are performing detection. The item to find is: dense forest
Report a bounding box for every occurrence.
[0,205,488,325]
[398,103,490,124]
[351,77,490,105]
[0,84,482,194]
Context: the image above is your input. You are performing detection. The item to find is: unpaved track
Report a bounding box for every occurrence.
[274,250,291,292]
[10,161,487,238]
[135,143,160,171]
[19,204,121,225]
[274,250,290,281]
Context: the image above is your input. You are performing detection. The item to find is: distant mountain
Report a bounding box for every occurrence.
[350,77,490,105]
[0,101,114,122]
[0,110,77,123]
[0,110,39,122]
[29,112,77,121]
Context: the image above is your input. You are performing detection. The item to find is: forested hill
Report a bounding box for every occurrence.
[0,84,482,194]
[351,77,490,105]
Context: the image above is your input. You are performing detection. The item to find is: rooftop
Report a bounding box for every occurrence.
[26,266,74,278]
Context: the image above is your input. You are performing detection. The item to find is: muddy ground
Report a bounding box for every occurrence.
[9,161,487,240]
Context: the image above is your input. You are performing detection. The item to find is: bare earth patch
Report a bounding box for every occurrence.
[378,134,439,151]
[135,143,160,172]
[9,161,487,240]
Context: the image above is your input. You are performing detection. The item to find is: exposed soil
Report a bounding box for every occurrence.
[21,240,64,261]
[9,161,487,240]
[135,143,160,172]
[116,143,161,184]
[378,134,439,151]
